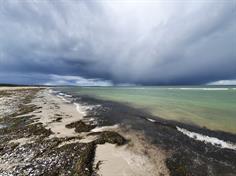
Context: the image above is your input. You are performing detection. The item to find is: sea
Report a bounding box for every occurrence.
[56,86,236,134]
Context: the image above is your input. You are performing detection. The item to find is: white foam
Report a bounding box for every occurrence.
[91,124,119,132]
[202,88,228,90]
[48,89,59,94]
[64,94,73,98]
[73,103,87,116]
[54,91,74,103]
[180,88,228,90]
[58,92,72,98]
[167,87,230,90]
[73,103,102,119]
[176,126,236,150]
[147,118,156,123]
[56,95,71,103]
[52,90,101,118]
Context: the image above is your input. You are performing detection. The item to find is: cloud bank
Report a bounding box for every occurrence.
[0,0,235,85]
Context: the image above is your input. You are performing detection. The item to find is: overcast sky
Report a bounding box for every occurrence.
[0,0,235,86]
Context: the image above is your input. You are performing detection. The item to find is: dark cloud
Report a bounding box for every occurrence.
[0,0,235,85]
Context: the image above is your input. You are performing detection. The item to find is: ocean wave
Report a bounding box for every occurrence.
[167,87,230,90]
[176,126,236,150]
[73,103,87,116]
[56,95,71,103]
[58,92,73,98]
[48,89,59,94]
[50,89,102,117]
[50,90,73,103]
[146,118,156,123]
[91,124,119,132]
[73,103,101,116]
[64,94,73,98]
[58,92,65,96]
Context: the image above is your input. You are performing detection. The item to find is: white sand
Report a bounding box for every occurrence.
[31,89,84,138]
[95,143,157,176]
[94,130,170,176]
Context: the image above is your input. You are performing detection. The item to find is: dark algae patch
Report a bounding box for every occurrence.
[1,137,97,175]
[75,142,96,176]
[66,120,96,133]
[89,131,127,146]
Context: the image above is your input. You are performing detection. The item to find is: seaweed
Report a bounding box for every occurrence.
[75,142,96,176]
[89,131,127,146]
[66,120,96,133]
[0,90,12,97]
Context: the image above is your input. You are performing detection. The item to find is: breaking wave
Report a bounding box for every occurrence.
[177,126,236,150]
[167,87,231,90]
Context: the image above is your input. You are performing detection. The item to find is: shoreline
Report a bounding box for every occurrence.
[0,87,167,175]
[51,89,169,175]
[62,90,236,145]
[57,89,236,175]
[1,87,236,175]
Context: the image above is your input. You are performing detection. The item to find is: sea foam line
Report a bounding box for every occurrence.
[56,95,71,103]
[50,89,101,118]
[168,88,230,90]
[73,103,101,117]
[51,90,73,103]
[146,118,156,123]
[176,126,236,150]
[91,124,119,132]
[73,103,87,116]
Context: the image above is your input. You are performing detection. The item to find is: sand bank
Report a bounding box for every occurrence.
[0,86,41,91]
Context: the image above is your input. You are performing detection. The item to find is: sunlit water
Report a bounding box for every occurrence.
[57,86,236,134]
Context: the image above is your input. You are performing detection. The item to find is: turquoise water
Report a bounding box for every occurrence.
[59,86,236,134]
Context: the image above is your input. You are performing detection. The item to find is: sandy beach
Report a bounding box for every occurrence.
[1,0,235,175]
[1,87,236,176]
[0,86,41,91]
[0,87,168,175]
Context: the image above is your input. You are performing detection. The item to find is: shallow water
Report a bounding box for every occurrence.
[57,86,236,134]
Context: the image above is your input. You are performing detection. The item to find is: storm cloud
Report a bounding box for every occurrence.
[0,0,235,85]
